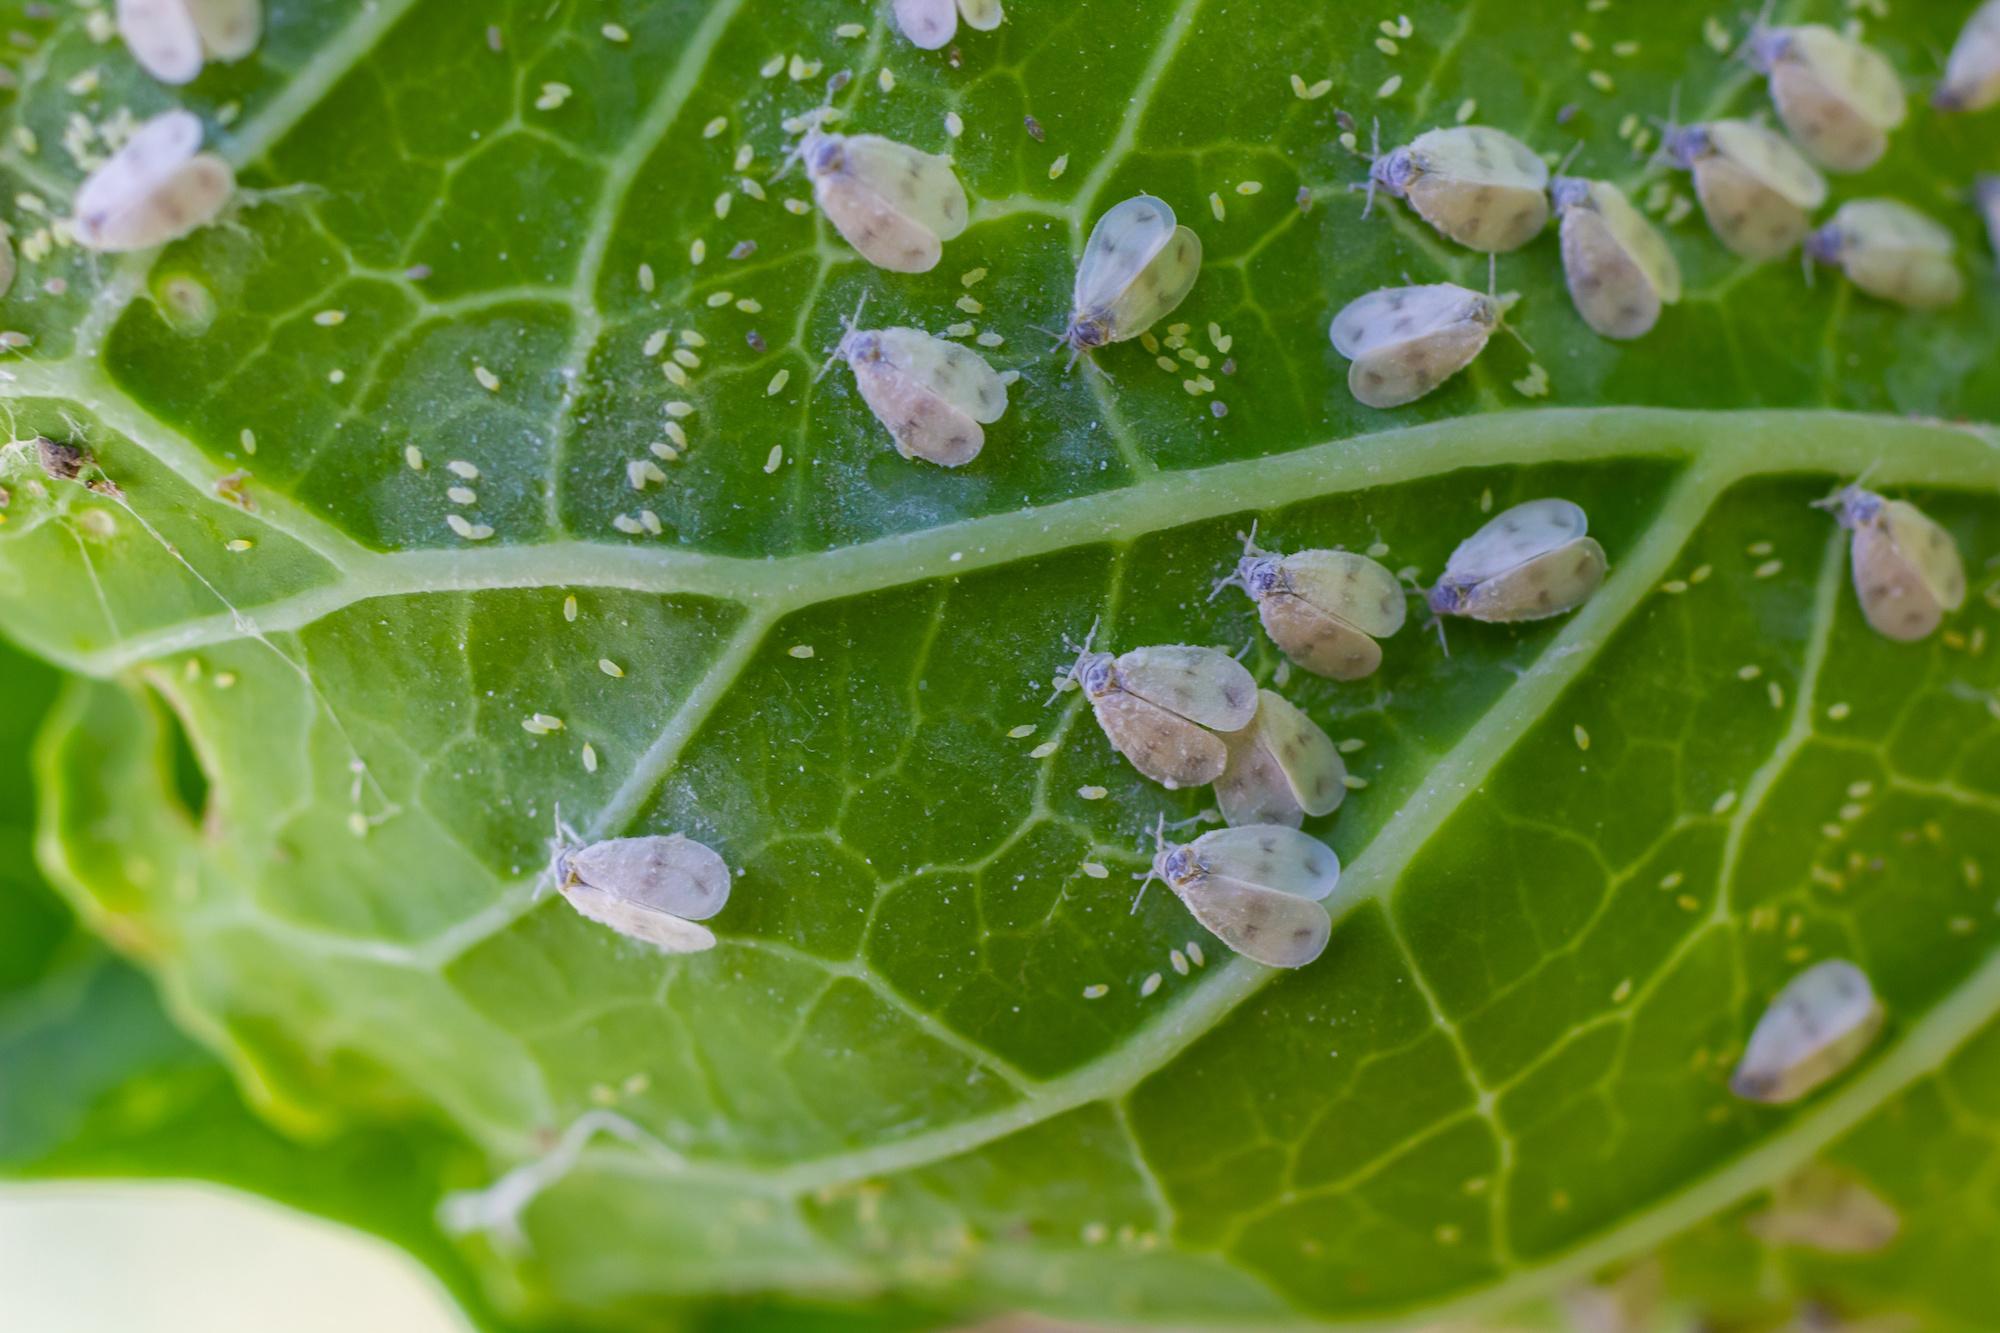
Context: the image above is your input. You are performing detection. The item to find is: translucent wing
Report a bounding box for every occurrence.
[1729,959,1883,1104]
[1257,594,1383,680]
[1462,537,1607,622]
[849,346,985,466]
[1788,26,1905,130]
[1444,498,1590,583]
[1561,206,1664,340]
[1692,157,1811,261]
[561,884,719,954]
[1091,690,1228,788]
[1347,324,1490,409]
[1706,119,1828,209]
[1408,126,1550,189]
[1879,500,1965,610]
[74,110,204,247]
[873,328,1008,423]
[1113,645,1257,732]
[1936,0,2000,111]
[956,0,1004,31]
[567,834,732,920]
[185,0,259,58]
[1403,128,1551,253]
[1329,284,1482,358]
[1215,725,1304,828]
[116,0,203,84]
[1280,550,1406,637]
[83,154,234,252]
[1178,879,1331,969]
[1099,225,1201,341]
[1190,825,1341,901]
[893,0,956,48]
[1248,691,1345,817]
[1075,196,1178,315]
[1745,1163,1901,1254]
[1589,181,1681,303]
[1770,63,1888,172]
[1843,248,1963,309]
[1849,502,1961,640]
[839,134,969,243]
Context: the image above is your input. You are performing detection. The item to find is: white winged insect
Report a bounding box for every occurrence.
[1742,19,1906,172]
[1366,125,1550,253]
[823,294,1008,467]
[1132,818,1342,968]
[1814,483,1965,642]
[1330,281,1517,409]
[1214,525,1406,679]
[1055,622,1257,789]
[892,0,1003,50]
[1744,1162,1901,1254]
[117,0,261,85]
[1214,690,1347,829]
[797,127,968,273]
[1660,119,1827,261]
[548,814,732,954]
[1551,171,1682,339]
[1059,195,1202,365]
[1934,0,2000,112]
[1729,959,1883,1104]
[71,109,234,252]
[1805,199,1964,310]
[1426,498,1607,632]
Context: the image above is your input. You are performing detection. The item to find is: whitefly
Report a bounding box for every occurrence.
[1933,0,2000,113]
[71,109,234,252]
[1330,282,1515,409]
[1366,125,1549,254]
[118,0,261,86]
[797,126,968,274]
[1814,483,1965,642]
[824,295,1008,467]
[1659,119,1827,261]
[1730,958,1883,1104]
[1550,171,1681,340]
[892,0,1003,50]
[1742,19,1906,172]
[1054,621,1257,790]
[1059,195,1202,365]
[1426,498,1607,630]
[548,816,732,954]
[1805,199,1963,310]
[1132,817,1343,969]
[1214,689,1346,829]
[1214,523,1406,679]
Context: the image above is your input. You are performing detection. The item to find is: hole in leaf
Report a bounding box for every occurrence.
[147,687,210,825]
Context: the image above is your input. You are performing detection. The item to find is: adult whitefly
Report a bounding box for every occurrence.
[1743,22,1905,172]
[117,0,260,83]
[1427,498,1607,624]
[552,831,733,954]
[800,129,968,273]
[1661,119,1827,261]
[1806,199,1963,310]
[1059,628,1257,789]
[1729,958,1883,1104]
[1135,821,1342,968]
[893,0,1002,50]
[1551,175,1681,339]
[1816,484,1965,641]
[1330,283,1510,409]
[72,109,234,252]
[1367,125,1550,253]
[1744,1162,1901,1254]
[831,304,1008,466]
[1934,0,2000,112]
[186,0,260,60]
[1218,528,1406,678]
[1061,195,1202,361]
[1214,690,1346,828]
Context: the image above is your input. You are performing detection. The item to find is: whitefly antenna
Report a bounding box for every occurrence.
[1130,813,1170,913]
[1359,118,1385,218]
[1205,519,1269,602]
[1045,615,1101,704]
[815,292,869,381]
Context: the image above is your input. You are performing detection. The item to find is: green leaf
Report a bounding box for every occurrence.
[1,0,1998,1328]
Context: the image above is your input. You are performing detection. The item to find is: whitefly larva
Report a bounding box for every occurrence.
[1055,624,1257,789]
[117,0,261,85]
[1730,958,1883,1104]
[799,127,968,273]
[1551,173,1681,339]
[1427,498,1607,627]
[1660,119,1827,261]
[1934,0,2000,113]
[893,0,1003,51]
[1214,689,1346,829]
[1060,195,1202,364]
[71,109,235,252]
[1806,199,1964,310]
[550,822,733,954]
[1814,484,1965,642]
[1743,20,1906,172]
[827,296,1008,466]
[1215,525,1407,678]
[1367,125,1550,253]
[1133,818,1342,968]
[1330,283,1514,409]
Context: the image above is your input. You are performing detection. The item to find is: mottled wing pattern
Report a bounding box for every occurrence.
[1113,645,1258,732]
[814,173,943,272]
[74,109,203,243]
[840,134,968,242]
[1707,119,1829,208]
[873,328,1008,422]
[1461,536,1607,622]
[1881,500,1966,610]
[1192,825,1341,901]
[1247,691,1346,817]
[1258,594,1384,679]
[1091,690,1229,788]
[1347,321,1490,409]
[1444,498,1590,584]
[1843,247,1963,309]
[1561,206,1664,340]
[569,835,731,920]
[1100,225,1202,341]
[1178,880,1332,969]
[1792,25,1907,129]
[1329,284,1482,358]
[1591,180,1682,303]
[1074,196,1178,315]
[89,155,234,252]
[1693,157,1812,260]
[851,354,984,466]
[1280,550,1407,637]
[1937,0,2000,110]
[1408,126,1551,189]
[1772,63,1889,172]
[1215,725,1306,828]
[561,884,720,954]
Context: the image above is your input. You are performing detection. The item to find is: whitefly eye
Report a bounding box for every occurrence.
[1366,126,1549,254]
[72,109,235,253]
[806,132,968,274]
[1730,958,1884,1104]
[838,321,1008,467]
[1806,199,1962,310]
[558,833,733,955]
[1934,0,2000,112]
[1065,195,1202,357]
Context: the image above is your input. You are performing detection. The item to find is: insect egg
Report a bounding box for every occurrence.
[1057,626,1257,789]
[1133,820,1343,968]
[828,297,1008,467]
[1742,22,1906,172]
[798,128,968,273]
[117,0,261,85]
[1060,195,1202,364]
[550,823,733,954]
[1660,119,1826,261]
[1729,958,1883,1104]
[1427,498,1607,626]
[1550,174,1681,339]
[1806,199,1963,310]
[892,0,1003,50]
[1815,484,1965,641]
[1214,690,1347,828]
[1329,283,1513,409]
[71,109,234,252]
[1216,527,1406,678]
[1933,0,2000,112]
[1366,125,1550,253]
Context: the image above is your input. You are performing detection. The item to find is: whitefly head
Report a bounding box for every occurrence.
[1814,482,1884,530]
[1130,815,1199,912]
[1049,616,1110,699]
[1207,521,1282,602]
[1739,13,1793,74]
[1803,218,1850,269]
[801,127,845,179]
[1550,174,1592,215]
[1658,122,1712,169]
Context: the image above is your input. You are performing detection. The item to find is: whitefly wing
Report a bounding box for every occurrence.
[74,109,203,242]
[1557,178,1680,338]
[567,834,732,921]
[872,327,1008,423]
[1100,225,1201,342]
[1114,645,1257,732]
[839,134,969,243]
[1784,25,1906,131]
[1444,498,1589,584]
[1258,594,1384,680]
[184,0,259,59]
[893,0,956,48]
[956,0,1004,32]
[1329,284,1481,358]
[1707,119,1828,209]
[1191,825,1341,901]
[1401,126,1551,252]
[1729,958,1883,1104]
[1461,537,1608,622]
[562,883,719,954]
[1075,195,1178,316]
[1821,199,1962,310]
[845,333,985,467]
[1879,500,1965,611]
[1249,691,1346,818]
[1936,0,2000,111]
[1092,689,1228,788]
[117,0,204,84]
[1178,879,1331,969]
[1280,549,1407,638]
[1848,497,1964,641]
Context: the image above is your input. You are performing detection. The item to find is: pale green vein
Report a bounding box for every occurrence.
[222,0,431,169]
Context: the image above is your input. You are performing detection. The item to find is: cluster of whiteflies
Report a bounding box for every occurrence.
[1331,2,2000,409]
